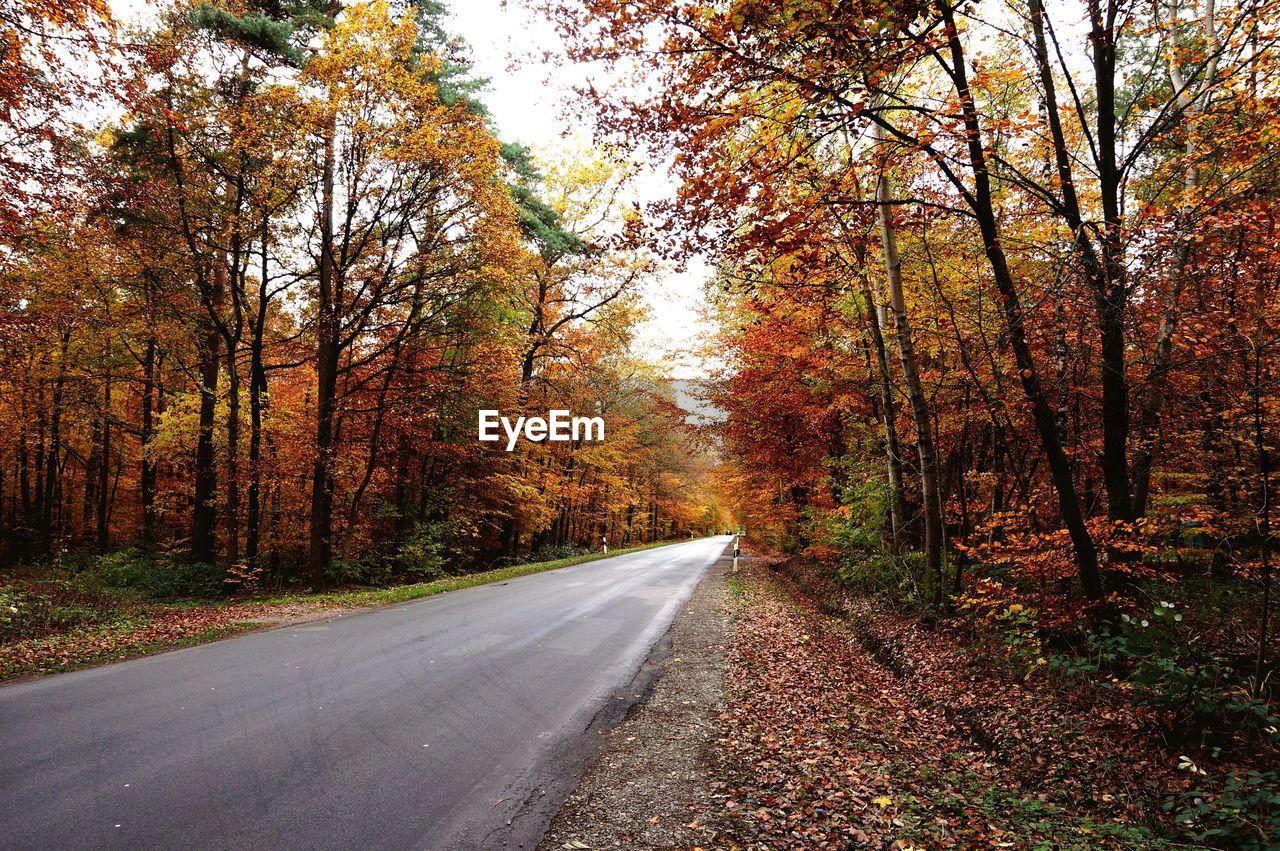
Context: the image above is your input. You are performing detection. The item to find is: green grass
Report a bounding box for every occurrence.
[253,538,690,608]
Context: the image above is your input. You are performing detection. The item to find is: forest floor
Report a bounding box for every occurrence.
[546,551,1200,850]
[0,540,683,683]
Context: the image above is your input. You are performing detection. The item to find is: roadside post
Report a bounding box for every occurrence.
[602,534,608,554]
[732,535,740,573]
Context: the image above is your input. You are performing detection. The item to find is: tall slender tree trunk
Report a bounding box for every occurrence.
[1082,0,1135,523]
[268,421,282,575]
[1252,344,1273,695]
[246,353,266,568]
[1098,291,1131,523]
[18,404,30,528]
[1027,0,1131,523]
[246,222,273,567]
[874,128,944,603]
[309,99,340,587]
[392,433,414,535]
[224,230,247,569]
[937,0,1102,597]
[83,416,101,539]
[34,397,45,532]
[855,245,909,545]
[97,364,111,553]
[1133,0,1221,516]
[340,360,399,563]
[225,342,241,566]
[140,337,158,547]
[246,346,267,567]
[41,332,70,554]
[192,258,225,565]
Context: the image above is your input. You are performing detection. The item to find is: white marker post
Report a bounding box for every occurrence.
[602,534,608,554]
[732,535,740,573]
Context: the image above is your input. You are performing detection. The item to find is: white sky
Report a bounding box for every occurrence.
[111,0,715,378]
[443,0,712,378]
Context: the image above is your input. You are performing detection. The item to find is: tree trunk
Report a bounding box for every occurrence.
[309,103,340,587]
[1088,0,1134,523]
[34,405,45,535]
[339,360,399,563]
[1252,344,1272,696]
[874,131,945,604]
[18,404,30,528]
[97,364,111,553]
[192,258,224,565]
[83,416,100,540]
[855,244,909,546]
[1132,0,1221,516]
[246,335,266,569]
[246,220,274,567]
[140,337,158,546]
[1028,0,1131,523]
[937,0,1102,597]
[225,341,241,566]
[41,332,71,554]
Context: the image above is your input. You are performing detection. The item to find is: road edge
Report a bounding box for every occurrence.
[531,540,734,849]
[0,538,705,687]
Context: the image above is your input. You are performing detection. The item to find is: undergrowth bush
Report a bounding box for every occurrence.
[1049,602,1280,749]
[0,581,110,639]
[0,585,20,630]
[324,522,451,586]
[962,601,1046,675]
[394,521,448,580]
[835,551,919,601]
[1168,763,1280,850]
[83,550,222,599]
[528,543,591,562]
[816,475,927,605]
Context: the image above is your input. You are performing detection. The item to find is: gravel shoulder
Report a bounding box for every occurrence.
[539,550,732,850]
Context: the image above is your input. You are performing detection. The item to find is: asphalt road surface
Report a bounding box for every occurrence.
[0,535,732,850]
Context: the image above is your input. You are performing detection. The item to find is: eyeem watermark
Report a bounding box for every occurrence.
[478,409,605,451]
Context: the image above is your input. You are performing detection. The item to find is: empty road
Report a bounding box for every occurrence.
[0,535,731,850]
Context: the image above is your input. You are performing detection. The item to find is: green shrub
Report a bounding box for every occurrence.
[968,602,1045,674]
[836,550,919,601]
[394,521,448,581]
[810,474,921,604]
[84,550,223,599]
[321,523,457,587]
[0,582,108,639]
[322,557,371,586]
[1167,765,1280,850]
[528,543,591,562]
[0,585,25,635]
[3,591,34,639]
[1049,602,1280,747]
[832,475,890,552]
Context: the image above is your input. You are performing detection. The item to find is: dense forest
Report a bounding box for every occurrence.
[544,0,1280,844]
[551,0,1280,607]
[0,0,723,591]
